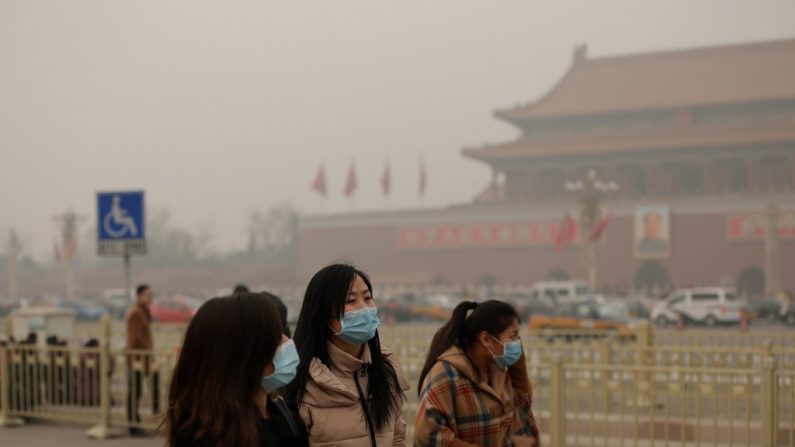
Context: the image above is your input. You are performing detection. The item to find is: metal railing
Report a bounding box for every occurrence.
[0,317,175,437]
[2,319,794,445]
[536,360,778,447]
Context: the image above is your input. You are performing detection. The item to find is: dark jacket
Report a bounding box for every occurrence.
[174,397,308,447]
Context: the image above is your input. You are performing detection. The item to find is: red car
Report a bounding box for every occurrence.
[150,295,201,323]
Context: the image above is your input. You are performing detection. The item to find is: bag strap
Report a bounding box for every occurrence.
[353,367,377,447]
[271,396,300,436]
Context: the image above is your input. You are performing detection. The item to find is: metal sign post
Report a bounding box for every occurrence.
[96,191,146,303]
[124,250,131,306]
[89,191,146,439]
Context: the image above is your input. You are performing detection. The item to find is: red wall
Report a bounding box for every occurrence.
[297,212,795,293]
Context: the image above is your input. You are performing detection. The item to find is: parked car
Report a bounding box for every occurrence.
[99,289,133,320]
[500,294,555,321]
[381,293,415,323]
[651,288,743,327]
[0,298,19,317]
[781,301,795,326]
[528,280,590,304]
[67,300,108,322]
[409,294,458,321]
[528,300,634,337]
[150,295,201,323]
[745,298,782,322]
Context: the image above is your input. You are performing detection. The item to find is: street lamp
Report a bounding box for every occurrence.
[52,209,85,300]
[6,230,22,301]
[565,169,619,291]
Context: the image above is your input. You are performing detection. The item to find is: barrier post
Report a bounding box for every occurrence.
[549,356,566,447]
[599,337,613,414]
[759,354,777,447]
[86,315,119,438]
[0,326,24,427]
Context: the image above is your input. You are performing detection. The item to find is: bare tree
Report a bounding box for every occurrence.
[247,202,299,261]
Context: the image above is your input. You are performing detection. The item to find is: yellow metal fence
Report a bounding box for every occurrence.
[1,319,794,446]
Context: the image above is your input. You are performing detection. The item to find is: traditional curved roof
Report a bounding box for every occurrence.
[496,38,795,122]
[463,121,795,162]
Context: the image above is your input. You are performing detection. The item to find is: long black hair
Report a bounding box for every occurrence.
[417,299,519,395]
[166,293,282,447]
[287,263,404,430]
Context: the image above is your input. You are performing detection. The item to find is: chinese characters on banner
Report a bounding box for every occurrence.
[396,220,580,250]
[727,213,795,241]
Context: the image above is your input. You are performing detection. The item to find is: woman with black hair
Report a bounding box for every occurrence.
[414,300,539,447]
[165,292,308,447]
[287,264,409,446]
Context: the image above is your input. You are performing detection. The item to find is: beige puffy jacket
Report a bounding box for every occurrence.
[299,341,409,447]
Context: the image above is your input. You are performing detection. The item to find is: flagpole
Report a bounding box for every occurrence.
[383,158,390,210]
[418,154,426,209]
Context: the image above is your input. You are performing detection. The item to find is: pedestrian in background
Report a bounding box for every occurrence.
[126,284,158,436]
[287,264,409,446]
[166,292,307,447]
[262,291,292,337]
[233,284,291,337]
[414,300,539,447]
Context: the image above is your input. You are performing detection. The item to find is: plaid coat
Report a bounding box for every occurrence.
[413,346,538,447]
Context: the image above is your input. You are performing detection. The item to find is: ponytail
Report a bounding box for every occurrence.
[417,301,478,395]
[417,300,518,394]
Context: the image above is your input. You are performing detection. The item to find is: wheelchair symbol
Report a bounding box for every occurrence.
[103,195,139,238]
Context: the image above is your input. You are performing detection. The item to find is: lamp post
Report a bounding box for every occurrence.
[565,169,618,292]
[6,230,22,301]
[764,198,780,296]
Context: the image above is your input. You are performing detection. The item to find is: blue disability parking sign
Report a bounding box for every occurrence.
[97,191,146,255]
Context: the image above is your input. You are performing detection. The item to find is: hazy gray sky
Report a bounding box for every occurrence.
[2,1,795,260]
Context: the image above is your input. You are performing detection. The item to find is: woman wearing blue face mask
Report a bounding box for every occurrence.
[414,300,540,447]
[165,293,308,447]
[287,264,409,446]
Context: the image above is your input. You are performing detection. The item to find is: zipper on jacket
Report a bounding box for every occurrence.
[353,366,377,447]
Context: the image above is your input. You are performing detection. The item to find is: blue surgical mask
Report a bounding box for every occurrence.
[489,335,522,369]
[261,339,300,391]
[331,307,380,345]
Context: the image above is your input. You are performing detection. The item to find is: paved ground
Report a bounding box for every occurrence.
[0,422,162,447]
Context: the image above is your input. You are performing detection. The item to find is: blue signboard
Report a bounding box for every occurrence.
[97,191,146,255]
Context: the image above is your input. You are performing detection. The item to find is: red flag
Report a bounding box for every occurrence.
[588,214,611,242]
[554,214,576,251]
[64,237,79,261]
[419,160,427,195]
[381,162,391,196]
[311,165,327,196]
[344,162,358,198]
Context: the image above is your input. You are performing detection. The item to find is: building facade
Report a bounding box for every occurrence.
[298,39,795,296]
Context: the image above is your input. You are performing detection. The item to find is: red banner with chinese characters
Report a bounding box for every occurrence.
[726,213,795,241]
[396,220,581,250]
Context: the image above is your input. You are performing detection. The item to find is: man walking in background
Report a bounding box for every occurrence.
[126,284,157,436]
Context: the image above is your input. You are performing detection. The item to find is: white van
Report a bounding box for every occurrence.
[529,280,590,304]
[651,287,743,326]
[10,307,77,345]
